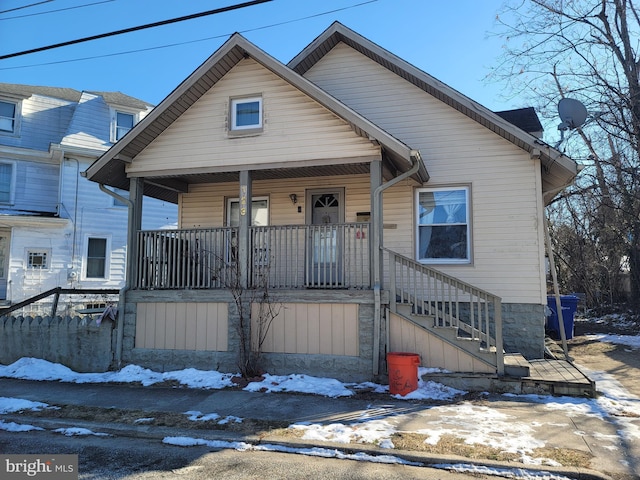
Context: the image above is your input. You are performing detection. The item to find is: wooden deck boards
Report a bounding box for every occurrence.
[523,359,595,397]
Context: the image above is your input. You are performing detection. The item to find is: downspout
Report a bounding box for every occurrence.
[372,150,422,376]
[99,183,133,367]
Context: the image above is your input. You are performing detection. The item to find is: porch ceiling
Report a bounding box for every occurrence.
[146,162,372,199]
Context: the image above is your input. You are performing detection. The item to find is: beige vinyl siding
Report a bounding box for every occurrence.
[180,174,373,228]
[135,302,228,351]
[389,312,494,374]
[254,302,358,356]
[127,58,381,176]
[304,43,546,304]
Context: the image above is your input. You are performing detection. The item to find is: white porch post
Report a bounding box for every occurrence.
[370,159,383,376]
[238,170,252,289]
[127,177,144,283]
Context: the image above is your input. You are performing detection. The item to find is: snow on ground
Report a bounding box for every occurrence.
[1,328,639,480]
[53,427,110,437]
[584,333,640,350]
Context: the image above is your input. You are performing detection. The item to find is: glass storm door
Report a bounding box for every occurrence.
[307,191,344,286]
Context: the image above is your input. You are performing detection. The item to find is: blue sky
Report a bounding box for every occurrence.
[0,0,514,111]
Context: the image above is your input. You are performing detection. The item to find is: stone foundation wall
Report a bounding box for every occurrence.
[0,315,115,372]
[502,303,546,359]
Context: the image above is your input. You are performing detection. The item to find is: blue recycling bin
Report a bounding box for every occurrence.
[546,295,579,340]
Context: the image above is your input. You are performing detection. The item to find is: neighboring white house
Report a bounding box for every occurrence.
[0,83,177,311]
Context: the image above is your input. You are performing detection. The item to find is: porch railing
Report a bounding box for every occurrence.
[135,223,370,290]
[385,248,504,374]
[136,227,236,289]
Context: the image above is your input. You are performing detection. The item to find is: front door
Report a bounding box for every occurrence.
[0,230,10,300]
[307,189,344,286]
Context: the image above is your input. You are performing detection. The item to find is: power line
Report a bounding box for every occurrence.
[0,0,53,15]
[0,0,273,60]
[0,0,115,21]
[0,0,377,70]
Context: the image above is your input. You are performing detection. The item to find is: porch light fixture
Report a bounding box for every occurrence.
[289,193,297,204]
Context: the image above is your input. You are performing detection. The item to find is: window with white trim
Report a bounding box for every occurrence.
[86,237,108,278]
[0,162,15,204]
[114,111,134,141]
[226,197,269,227]
[0,100,18,134]
[416,187,470,264]
[27,250,49,269]
[230,96,262,131]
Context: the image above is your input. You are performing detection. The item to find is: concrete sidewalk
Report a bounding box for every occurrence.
[0,378,632,479]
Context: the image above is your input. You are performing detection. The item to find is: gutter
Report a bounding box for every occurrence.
[99,183,133,368]
[371,150,422,376]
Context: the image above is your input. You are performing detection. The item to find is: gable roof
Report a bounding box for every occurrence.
[85,33,429,203]
[0,82,152,110]
[288,22,578,196]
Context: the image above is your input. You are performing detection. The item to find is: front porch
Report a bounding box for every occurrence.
[126,223,508,381]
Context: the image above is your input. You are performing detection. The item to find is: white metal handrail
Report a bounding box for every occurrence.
[385,248,504,374]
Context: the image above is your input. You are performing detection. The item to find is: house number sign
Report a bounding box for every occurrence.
[240,185,247,216]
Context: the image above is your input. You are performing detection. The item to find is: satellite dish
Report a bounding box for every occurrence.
[557,98,588,131]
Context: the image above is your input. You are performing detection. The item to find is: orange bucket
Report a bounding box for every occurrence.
[387,352,420,395]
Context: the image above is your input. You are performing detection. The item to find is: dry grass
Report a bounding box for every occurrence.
[19,404,289,435]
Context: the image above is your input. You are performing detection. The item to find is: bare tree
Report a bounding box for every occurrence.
[492,0,640,309]
[209,240,280,379]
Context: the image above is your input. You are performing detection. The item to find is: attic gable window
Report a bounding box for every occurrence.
[230,96,262,133]
[0,100,19,135]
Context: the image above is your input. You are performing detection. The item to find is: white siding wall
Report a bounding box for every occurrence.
[57,157,176,288]
[129,58,381,176]
[1,94,74,151]
[7,223,70,303]
[303,44,546,304]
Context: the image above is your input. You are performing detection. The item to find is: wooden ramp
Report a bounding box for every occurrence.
[422,359,596,398]
[522,359,595,397]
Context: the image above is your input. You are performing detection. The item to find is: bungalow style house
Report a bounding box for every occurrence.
[85,23,578,382]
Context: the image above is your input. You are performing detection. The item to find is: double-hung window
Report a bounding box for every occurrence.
[86,237,108,278]
[230,96,262,132]
[0,162,15,204]
[114,111,134,141]
[0,100,18,134]
[416,186,470,264]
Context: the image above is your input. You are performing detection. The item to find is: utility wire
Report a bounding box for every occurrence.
[0,0,272,60]
[0,0,114,21]
[0,0,377,70]
[0,0,53,15]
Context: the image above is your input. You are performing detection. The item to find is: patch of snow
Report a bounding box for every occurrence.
[585,334,640,350]
[53,427,110,437]
[434,463,573,479]
[243,373,353,398]
[0,397,54,414]
[290,419,396,447]
[0,420,44,432]
[133,417,154,424]
[163,436,420,465]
